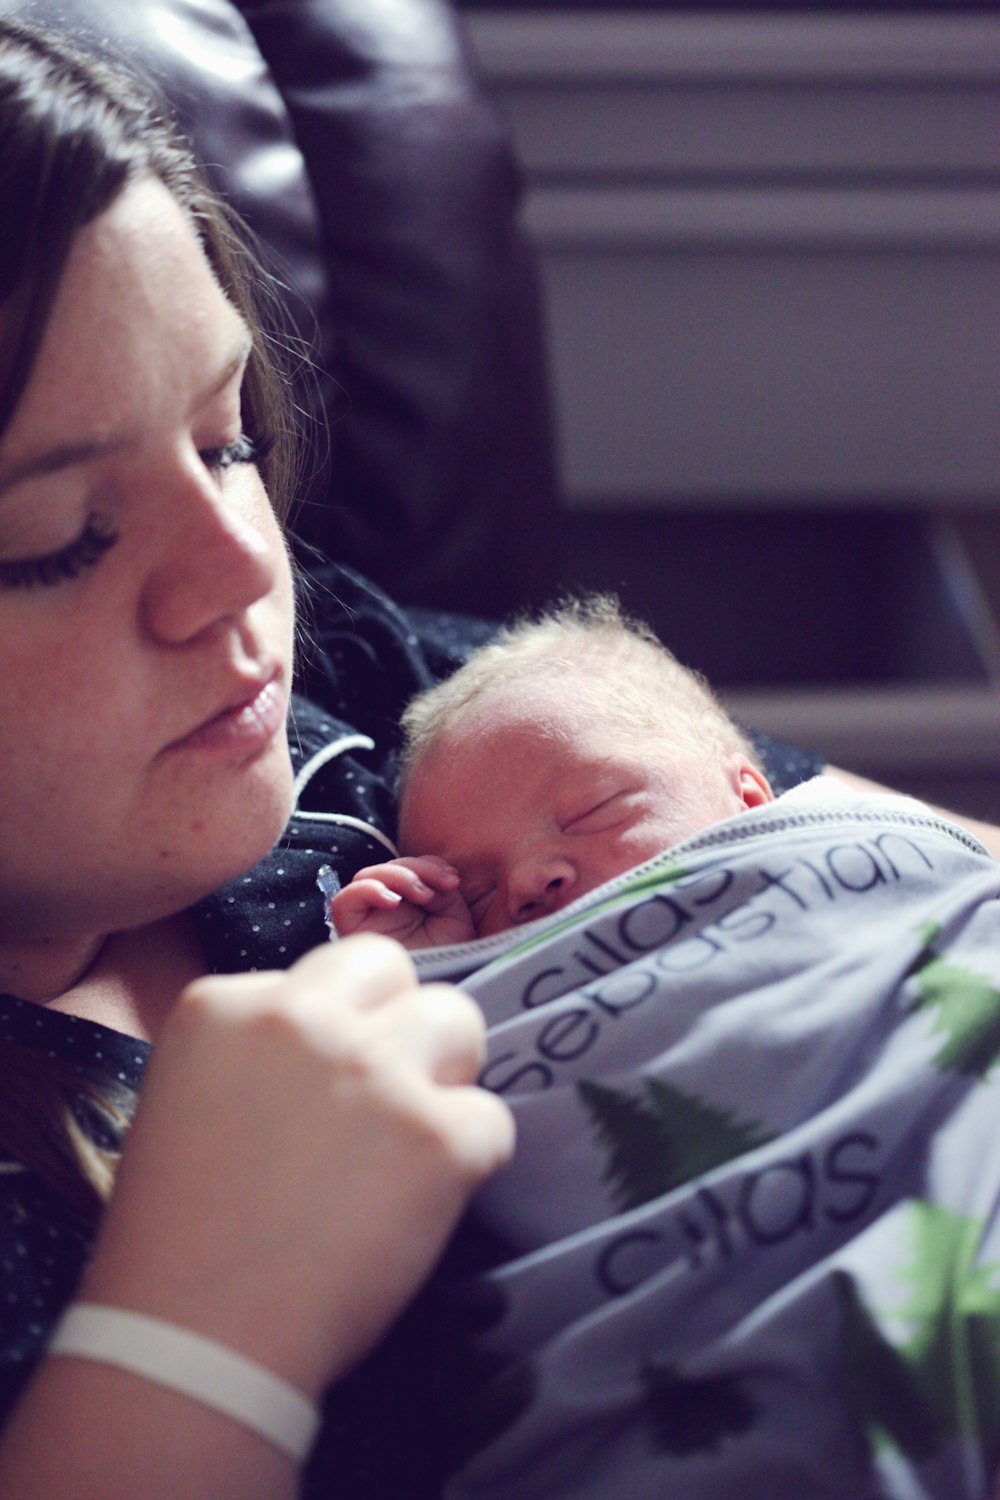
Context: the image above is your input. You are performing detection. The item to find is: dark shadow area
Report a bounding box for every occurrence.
[557,508,993,691]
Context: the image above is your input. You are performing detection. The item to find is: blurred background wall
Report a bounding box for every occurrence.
[458,2,1000,818]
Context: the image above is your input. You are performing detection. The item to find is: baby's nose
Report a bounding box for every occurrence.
[509,858,576,925]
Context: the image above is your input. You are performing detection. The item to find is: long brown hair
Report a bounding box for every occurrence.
[0,18,300,1216]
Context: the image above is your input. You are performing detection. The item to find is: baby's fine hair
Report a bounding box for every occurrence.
[398,595,760,790]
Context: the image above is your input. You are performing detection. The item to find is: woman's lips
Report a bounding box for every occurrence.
[166,675,287,761]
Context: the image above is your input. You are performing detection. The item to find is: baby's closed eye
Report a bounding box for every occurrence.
[563,790,634,834]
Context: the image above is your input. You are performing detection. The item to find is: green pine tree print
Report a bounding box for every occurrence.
[836,1270,941,1462]
[578,1077,772,1212]
[838,1200,1000,1474]
[577,1080,677,1211]
[641,1360,757,1456]
[906,924,1000,1077]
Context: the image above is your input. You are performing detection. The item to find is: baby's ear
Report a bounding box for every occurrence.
[726,754,774,810]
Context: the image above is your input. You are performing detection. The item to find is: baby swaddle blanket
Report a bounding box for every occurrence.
[413,783,1000,1499]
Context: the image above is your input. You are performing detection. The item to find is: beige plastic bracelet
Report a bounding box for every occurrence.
[49,1303,320,1462]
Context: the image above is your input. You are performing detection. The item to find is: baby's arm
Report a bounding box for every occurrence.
[330,856,476,949]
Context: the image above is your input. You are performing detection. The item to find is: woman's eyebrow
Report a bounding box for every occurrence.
[191,327,253,415]
[0,330,253,499]
[0,437,119,497]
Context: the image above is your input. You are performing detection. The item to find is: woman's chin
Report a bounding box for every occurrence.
[210,761,296,877]
[152,747,296,904]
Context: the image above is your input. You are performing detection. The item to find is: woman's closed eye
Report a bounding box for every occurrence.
[0,428,274,592]
[0,513,119,590]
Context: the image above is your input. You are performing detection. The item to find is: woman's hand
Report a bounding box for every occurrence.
[330,854,476,948]
[80,935,513,1396]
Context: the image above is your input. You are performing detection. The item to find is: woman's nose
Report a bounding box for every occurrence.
[508,857,577,925]
[140,455,279,644]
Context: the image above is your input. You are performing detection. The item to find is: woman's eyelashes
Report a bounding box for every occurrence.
[0,429,273,591]
[0,513,119,590]
[200,429,273,476]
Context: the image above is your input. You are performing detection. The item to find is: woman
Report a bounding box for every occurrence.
[0,19,513,1497]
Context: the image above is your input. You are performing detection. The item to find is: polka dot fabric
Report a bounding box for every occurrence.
[197,696,403,973]
[0,1004,145,1422]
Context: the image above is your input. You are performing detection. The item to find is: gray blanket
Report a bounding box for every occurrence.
[412,780,1000,1499]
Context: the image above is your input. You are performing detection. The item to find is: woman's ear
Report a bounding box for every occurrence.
[726,755,774,810]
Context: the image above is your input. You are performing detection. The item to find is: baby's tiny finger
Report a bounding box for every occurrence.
[419,856,461,886]
[352,865,436,907]
[401,861,460,900]
[330,880,403,937]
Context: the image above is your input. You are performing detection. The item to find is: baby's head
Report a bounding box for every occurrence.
[397,597,773,936]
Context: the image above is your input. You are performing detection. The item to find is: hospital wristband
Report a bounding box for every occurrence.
[49,1303,320,1463]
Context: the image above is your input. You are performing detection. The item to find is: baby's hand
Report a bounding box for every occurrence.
[330,855,476,949]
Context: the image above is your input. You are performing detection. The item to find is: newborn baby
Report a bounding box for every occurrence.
[330,597,773,948]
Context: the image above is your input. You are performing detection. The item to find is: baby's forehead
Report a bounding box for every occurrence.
[437,686,688,782]
[455,678,584,743]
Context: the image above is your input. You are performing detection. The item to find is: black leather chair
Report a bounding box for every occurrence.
[3,0,558,617]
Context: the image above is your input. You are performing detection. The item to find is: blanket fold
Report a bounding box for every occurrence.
[423,788,1000,1499]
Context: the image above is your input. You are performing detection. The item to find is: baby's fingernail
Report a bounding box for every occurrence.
[412,879,432,896]
[384,890,403,904]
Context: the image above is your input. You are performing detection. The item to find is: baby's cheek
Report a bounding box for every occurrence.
[621,819,670,857]
[594,834,651,883]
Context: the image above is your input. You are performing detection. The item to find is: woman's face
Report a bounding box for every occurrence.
[0,177,296,943]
